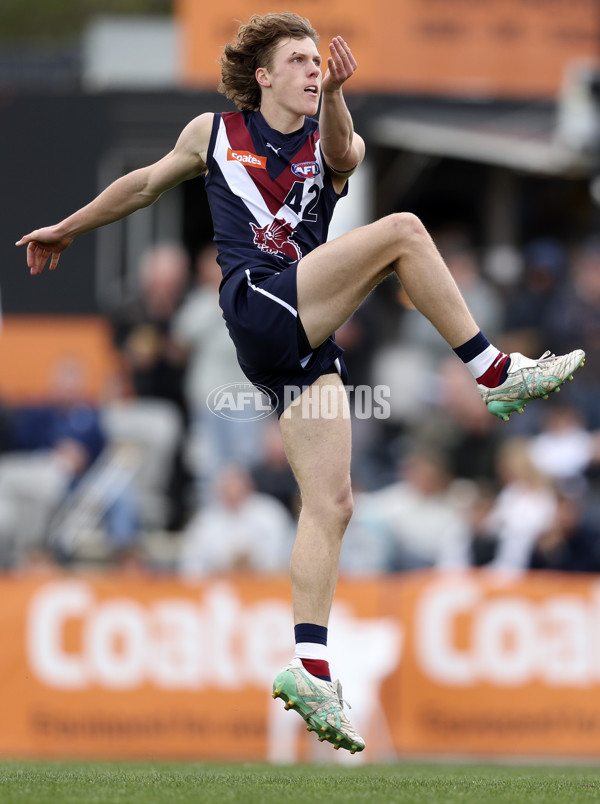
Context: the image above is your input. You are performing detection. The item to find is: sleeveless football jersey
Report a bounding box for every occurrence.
[204,111,348,286]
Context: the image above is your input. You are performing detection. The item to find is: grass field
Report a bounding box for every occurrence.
[0,761,599,804]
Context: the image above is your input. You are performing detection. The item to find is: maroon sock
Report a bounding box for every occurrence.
[477,353,511,387]
[294,623,331,681]
[300,658,331,680]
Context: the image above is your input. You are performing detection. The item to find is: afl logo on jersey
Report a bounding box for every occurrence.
[292,161,320,178]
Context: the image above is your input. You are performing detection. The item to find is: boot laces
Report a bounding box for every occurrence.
[537,350,555,364]
[334,680,351,710]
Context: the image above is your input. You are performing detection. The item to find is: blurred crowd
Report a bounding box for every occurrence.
[1,230,600,577]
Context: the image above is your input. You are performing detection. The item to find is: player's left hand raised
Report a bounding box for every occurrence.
[322,37,357,94]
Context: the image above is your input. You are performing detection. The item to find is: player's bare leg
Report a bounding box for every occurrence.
[297,213,584,420]
[297,213,478,349]
[279,373,352,627]
[272,373,364,753]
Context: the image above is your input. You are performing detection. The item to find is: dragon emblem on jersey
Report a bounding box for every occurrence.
[249,219,302,261]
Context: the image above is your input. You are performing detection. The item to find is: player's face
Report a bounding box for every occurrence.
[263,37,322,117]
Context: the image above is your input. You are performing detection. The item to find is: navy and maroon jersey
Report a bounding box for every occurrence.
[204,110,348,287]
[203,110,349,413]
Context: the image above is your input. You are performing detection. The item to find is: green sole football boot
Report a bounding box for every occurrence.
[478,349,585,422]
[273,658,365,754]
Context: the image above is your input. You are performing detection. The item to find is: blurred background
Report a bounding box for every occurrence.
[1,0,600,765]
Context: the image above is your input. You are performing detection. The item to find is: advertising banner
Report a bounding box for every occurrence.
[395,572,600,756]
[0,571,599,761]
[176,0,600,98]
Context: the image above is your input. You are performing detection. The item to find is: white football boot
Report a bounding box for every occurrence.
[272,658,365,754]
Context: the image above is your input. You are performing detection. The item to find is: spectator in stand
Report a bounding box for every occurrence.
[416,355,502,483]
[112,242,190,409]
[554,236,600,429]
[463,480,500,567]
[338,490,396,575]
[529,492,600,573]
[111,242,193,528]
[178,464,294,577]
[10,357,105,468]
[482,438,558,573]
[529,405,599,494]
[503,238,567,359]
[350,446,471,571]
[0,357,139,561]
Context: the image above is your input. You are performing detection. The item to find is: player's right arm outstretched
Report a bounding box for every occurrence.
[16,113,214,276]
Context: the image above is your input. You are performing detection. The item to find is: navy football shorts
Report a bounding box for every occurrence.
[219,262,347,416]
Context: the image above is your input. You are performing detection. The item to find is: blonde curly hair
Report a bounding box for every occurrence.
[219,12,319,112]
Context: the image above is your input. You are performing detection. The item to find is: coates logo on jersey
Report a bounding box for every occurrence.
[227,148,267,169]
[249,219,302,260]
[291,161,320,178]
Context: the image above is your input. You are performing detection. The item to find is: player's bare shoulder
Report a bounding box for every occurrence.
[177,112,215,175]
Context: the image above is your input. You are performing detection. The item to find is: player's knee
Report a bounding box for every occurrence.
[304,480,353,533]
[334,481,354,530]
[388,211,427,241]
[315,481,354,538]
